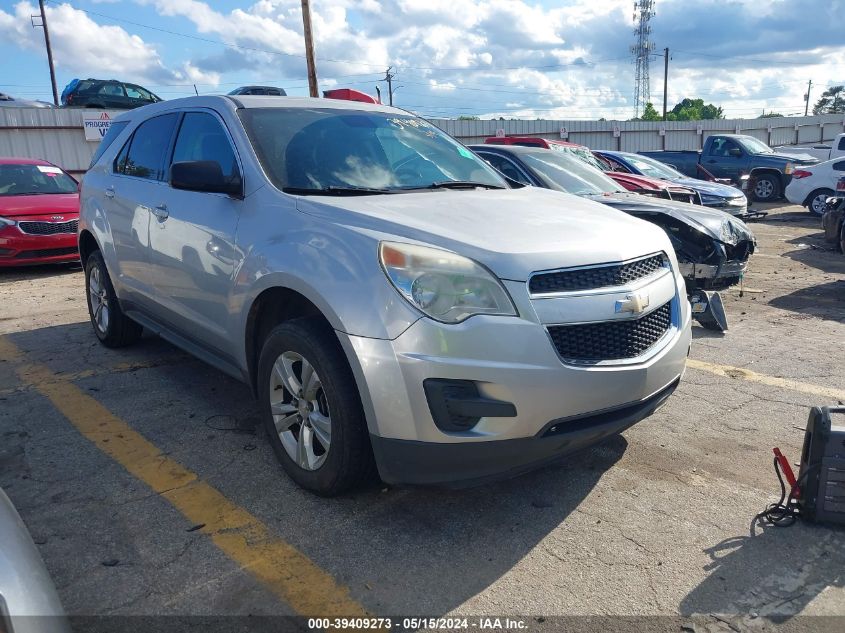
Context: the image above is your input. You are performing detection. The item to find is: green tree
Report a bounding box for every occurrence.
[457,115,480,120]
[813,85,845,115]
[758,111,784,118]
[639,102,662,121]
[631,99,723,121]
[668,98,724,121]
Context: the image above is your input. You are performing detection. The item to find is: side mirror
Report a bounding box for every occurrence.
[170,161,242,196]
[728,147,742,157]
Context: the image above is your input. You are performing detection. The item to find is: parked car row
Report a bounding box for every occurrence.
[641,134,819,203]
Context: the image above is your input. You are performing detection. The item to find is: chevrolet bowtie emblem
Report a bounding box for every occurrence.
[616,293,650,314]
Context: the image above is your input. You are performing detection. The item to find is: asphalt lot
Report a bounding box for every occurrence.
[1,201,844,630]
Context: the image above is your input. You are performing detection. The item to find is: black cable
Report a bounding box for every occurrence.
[756,459,819,527]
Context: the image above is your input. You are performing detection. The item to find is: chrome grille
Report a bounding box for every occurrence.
[18,220,78,235]
[547,301,672,362]
[529,254,665,295]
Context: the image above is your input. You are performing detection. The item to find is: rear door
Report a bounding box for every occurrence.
[106,112,179,309]
[147,109,244,357]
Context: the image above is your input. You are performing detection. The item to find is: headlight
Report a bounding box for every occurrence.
[720,220,742,245]
[727,196,747,206]
[785,162,794,175]
[699,194,723,205]
[0,216,16,228]
[379,241,517,323]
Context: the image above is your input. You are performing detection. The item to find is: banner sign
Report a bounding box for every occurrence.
[83,112,113,142]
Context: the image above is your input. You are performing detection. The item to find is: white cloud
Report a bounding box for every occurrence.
[0,1,184,85]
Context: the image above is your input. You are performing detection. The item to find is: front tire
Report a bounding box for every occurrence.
[806,188,834,216]
[257,319,375,496]
[753,174,781,202]
[85,251,143,347]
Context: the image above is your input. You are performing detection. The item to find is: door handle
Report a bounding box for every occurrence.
[152,204,169,221]
[105,186,115,199]
[706,159,717,164]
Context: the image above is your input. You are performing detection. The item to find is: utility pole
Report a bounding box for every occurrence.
[662,47,669,121]
[804,79,812,116]
[33,0,59,105]
[300,0,319,97]
[384,67,396,106]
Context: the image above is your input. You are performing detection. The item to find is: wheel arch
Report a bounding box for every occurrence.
[244,286,336,397]
[802,187,835,209]
[78,229,100,266]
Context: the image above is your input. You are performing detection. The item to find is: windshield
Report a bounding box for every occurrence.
[737,136,774,155]
[623,154,684,180]
[552,145,609,171]
[238,108,506,193]
[520,150,624,195]
[0,163,77,196]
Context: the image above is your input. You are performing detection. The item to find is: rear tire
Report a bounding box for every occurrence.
[839,221,845,254]
[753,174,780,202]
[806,188,834,216]
[257,318,375,496]
[85,250,143,348]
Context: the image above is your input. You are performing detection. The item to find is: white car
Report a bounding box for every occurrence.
[776,133,845,162]
[785,156,845,215]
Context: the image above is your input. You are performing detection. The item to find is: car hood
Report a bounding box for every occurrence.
[294,186,673,281]
[582,192,755,245]
[0,193,79,218]
[607,171,675,191]
[670,177,744,198]
[768,151,818,164]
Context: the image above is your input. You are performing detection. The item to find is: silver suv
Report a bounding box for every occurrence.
[80,96,692,495]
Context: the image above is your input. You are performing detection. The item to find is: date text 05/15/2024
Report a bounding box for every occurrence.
[307,618,529,630]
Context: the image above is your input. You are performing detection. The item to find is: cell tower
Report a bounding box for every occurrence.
[631,0,656,117]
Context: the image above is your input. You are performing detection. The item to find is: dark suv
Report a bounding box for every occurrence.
[228,86,287,96]
[61,79,162,109]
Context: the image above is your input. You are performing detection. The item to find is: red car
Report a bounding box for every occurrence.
[0,158,80,266]
[483,136,700,205]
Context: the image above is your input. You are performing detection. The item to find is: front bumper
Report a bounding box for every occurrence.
[678,259,748,281]
[0,225,79,267]
[339,284,691,486]
[370,377,680,486]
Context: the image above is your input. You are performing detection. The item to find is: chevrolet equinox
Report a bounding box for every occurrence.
[79,96,692,495]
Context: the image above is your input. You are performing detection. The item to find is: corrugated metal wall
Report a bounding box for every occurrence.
[1,108,844,175]
[0,108,113,175]
[430,114,845,152]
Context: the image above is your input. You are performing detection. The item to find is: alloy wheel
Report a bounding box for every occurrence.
[268,351,331,471]
[810,193,829,215]
[88,265,110,334]
[754,179,774,199]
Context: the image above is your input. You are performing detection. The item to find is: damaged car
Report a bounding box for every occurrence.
[471,144,756,330]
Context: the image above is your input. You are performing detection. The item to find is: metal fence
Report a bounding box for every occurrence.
[429,114,845,151]
[2,107,844,175]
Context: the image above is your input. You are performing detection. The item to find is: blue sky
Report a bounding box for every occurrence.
[0,0,842,119]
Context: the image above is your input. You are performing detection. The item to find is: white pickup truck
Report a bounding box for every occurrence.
[776,133,845,162]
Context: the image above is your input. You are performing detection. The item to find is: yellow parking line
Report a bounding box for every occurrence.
[687,358,845,402]
[0,337,367,617]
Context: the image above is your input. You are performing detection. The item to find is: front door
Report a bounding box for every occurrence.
[704,137,748,181]
[147,110,243,358]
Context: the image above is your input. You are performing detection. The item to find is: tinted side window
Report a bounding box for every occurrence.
[480,153,530,184]
[170,112,239,180]
[833,161,845,171]
[122,113,178,180]
[90,120,129,168]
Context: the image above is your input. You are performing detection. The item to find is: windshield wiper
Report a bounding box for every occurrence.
[412,180,506,190]
[282,186,396,196]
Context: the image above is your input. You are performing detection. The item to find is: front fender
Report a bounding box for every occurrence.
[231,195,422,368]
